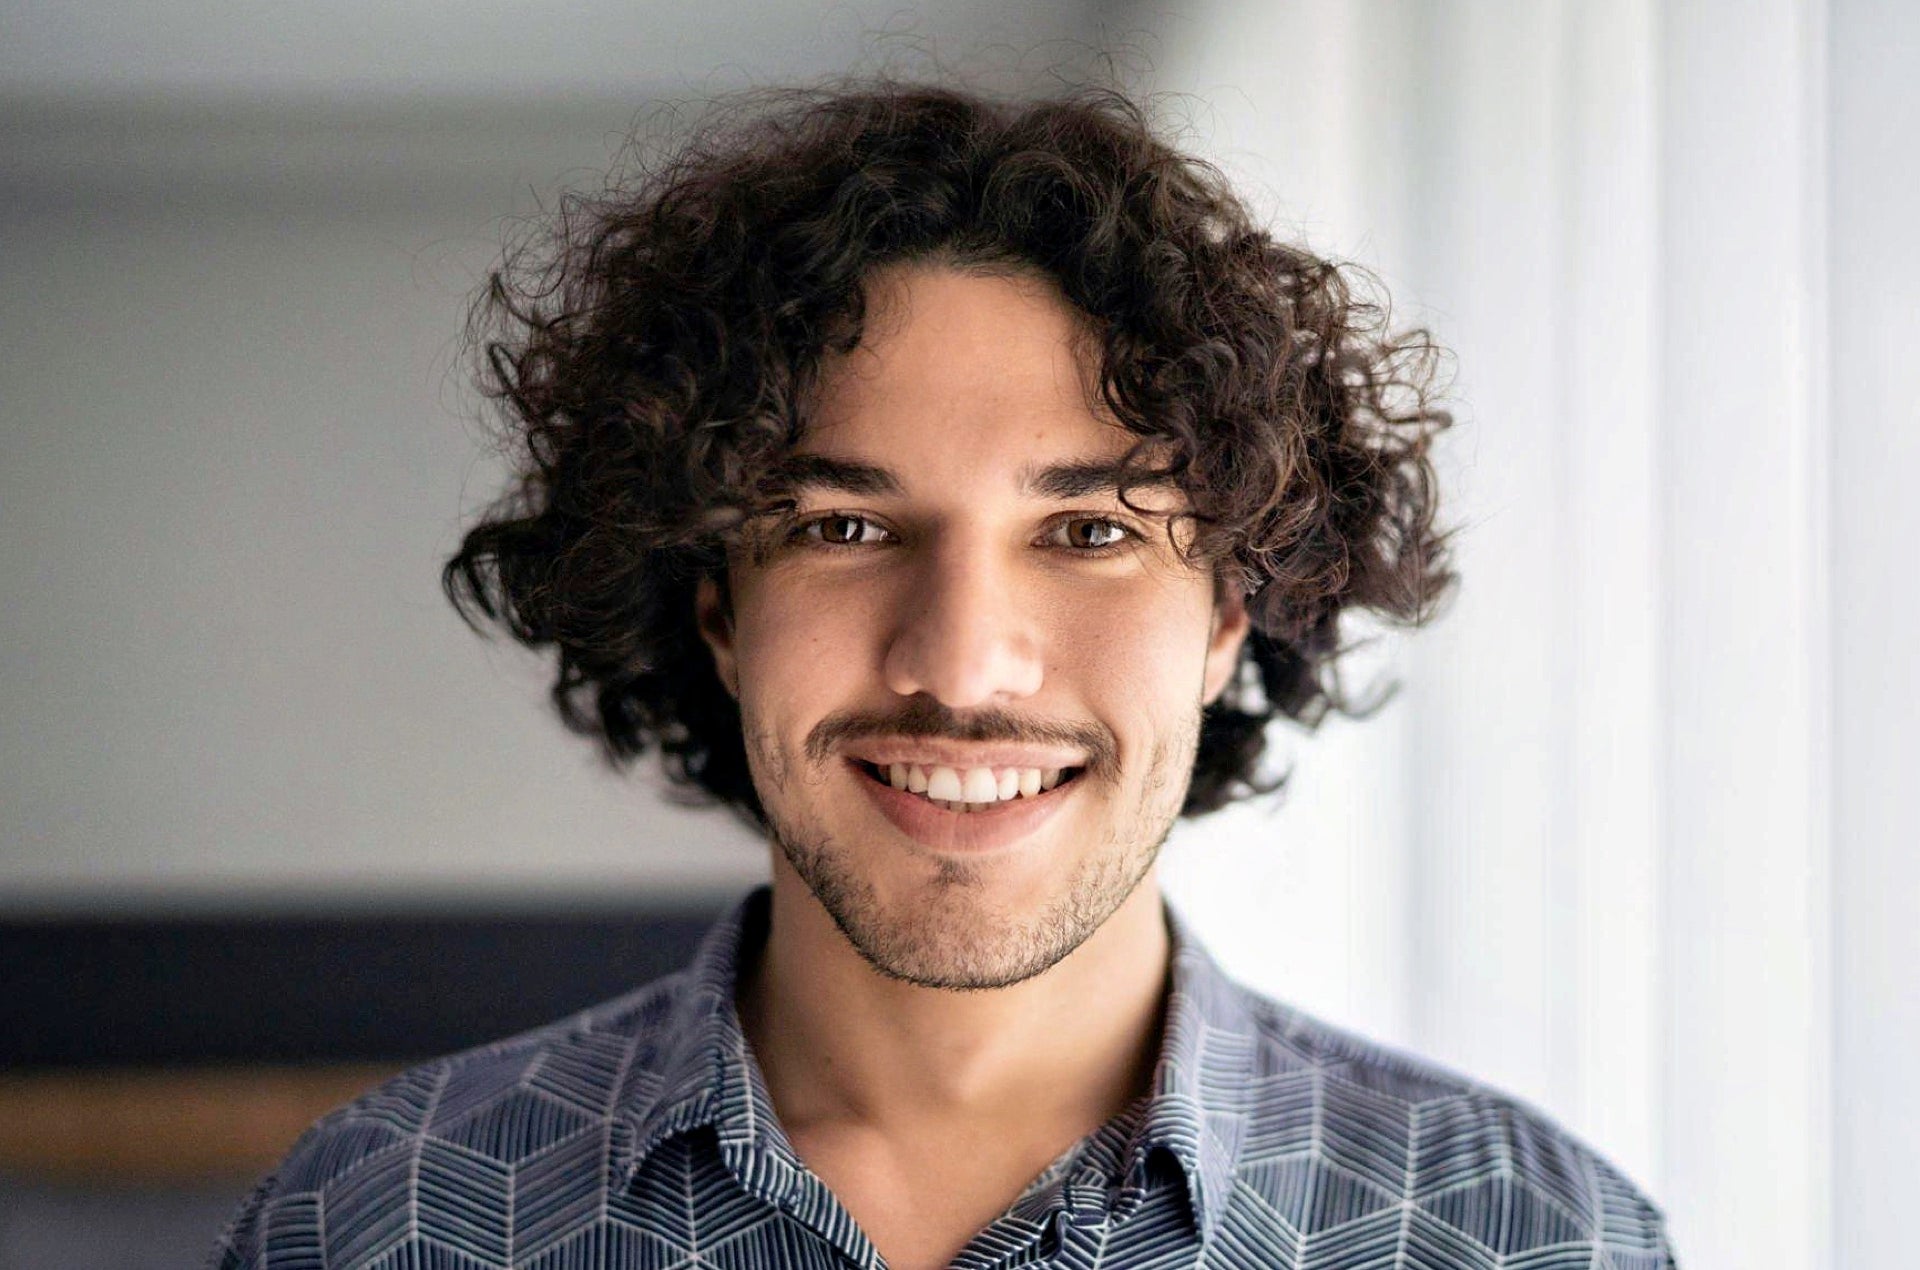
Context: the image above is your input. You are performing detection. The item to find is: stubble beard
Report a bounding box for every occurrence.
[753,723,1195,992]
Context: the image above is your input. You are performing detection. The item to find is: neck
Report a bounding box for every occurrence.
[739,856,1171,1134]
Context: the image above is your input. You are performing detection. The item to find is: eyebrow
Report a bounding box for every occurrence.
[771,454,902,497]
[1018,457,1179,500]
[773,454,1179,501]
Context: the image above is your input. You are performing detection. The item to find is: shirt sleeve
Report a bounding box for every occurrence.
[200,1103,347,1269]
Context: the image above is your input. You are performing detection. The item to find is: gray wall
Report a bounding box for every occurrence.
[0,3,1107,910]
[1,101,760,907]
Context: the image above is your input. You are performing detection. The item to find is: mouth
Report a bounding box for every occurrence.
[850,759,1085,814]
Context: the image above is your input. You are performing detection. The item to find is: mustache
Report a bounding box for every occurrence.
[805,697,1119,777]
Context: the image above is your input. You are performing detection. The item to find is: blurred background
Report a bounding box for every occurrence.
[2,1,1913,1267]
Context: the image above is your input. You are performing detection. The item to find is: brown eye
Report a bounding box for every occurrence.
[804,514,885,546]
[1058,518,1129,550]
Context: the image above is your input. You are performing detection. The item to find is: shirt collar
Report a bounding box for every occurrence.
[616,887,792,1174]
[1126,899,1257,1243]
[616,887,1254,1245]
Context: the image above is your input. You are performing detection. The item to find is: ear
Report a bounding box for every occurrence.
[694,573,740,699]
[1200,580,1252,706]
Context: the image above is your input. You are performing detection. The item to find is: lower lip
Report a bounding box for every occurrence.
[850,762,1079,853]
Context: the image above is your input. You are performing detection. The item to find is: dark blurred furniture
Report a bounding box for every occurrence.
[3,901,728,1069]
[0,897,730,1219]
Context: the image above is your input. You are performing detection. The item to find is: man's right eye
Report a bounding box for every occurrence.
[796,514,889,547]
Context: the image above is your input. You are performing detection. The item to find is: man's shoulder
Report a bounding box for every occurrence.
[1224,987,1673,1261]
[207,964,701,1269]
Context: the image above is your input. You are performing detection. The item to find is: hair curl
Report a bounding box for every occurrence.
[444,81,1454,830]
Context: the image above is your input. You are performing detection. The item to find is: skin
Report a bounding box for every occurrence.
[695,263,1249,1269]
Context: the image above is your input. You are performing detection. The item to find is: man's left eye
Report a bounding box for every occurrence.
[1053,518,1131,550]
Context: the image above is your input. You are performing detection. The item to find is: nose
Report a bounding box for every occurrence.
[881,539,1045,708]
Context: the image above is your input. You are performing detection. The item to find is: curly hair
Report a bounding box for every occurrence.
[444,81,1454,830]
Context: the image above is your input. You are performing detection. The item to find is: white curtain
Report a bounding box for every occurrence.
[1152,2,1917,1266]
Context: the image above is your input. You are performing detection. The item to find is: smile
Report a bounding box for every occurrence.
[854,760,1083,812]
[848,759,1084,852]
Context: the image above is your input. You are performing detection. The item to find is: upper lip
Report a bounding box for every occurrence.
[842,741,1088,771]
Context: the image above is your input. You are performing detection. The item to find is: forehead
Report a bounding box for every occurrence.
[801,264,1134,471]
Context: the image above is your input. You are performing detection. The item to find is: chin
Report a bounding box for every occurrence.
[774,808,1158,992]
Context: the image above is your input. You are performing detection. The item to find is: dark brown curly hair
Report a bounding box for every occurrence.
[444,81,1454,831]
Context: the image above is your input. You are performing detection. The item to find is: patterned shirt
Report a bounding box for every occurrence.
[210,888,1677,1268]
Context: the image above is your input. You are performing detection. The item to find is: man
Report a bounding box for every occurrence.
[212,83,1676,1269]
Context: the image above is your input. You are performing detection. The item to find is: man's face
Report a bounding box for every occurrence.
[697,264,1248,989]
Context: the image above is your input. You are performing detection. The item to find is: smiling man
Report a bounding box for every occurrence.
[212,84,1677,1269]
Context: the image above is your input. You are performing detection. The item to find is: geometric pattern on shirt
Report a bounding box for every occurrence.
[209,887,1679,1268]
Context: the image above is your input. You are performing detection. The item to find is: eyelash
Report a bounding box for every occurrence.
[788,513,1138,556]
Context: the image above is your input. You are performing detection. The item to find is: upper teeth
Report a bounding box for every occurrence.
[886,763,1065,804]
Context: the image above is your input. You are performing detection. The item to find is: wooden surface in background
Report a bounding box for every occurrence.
[0,1065,403,1185]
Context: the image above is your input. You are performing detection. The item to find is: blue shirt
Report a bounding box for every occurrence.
[210,888,1677,1268]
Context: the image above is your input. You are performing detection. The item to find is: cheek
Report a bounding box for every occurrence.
[730,579,878,707]
[1040,581,1216,713]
